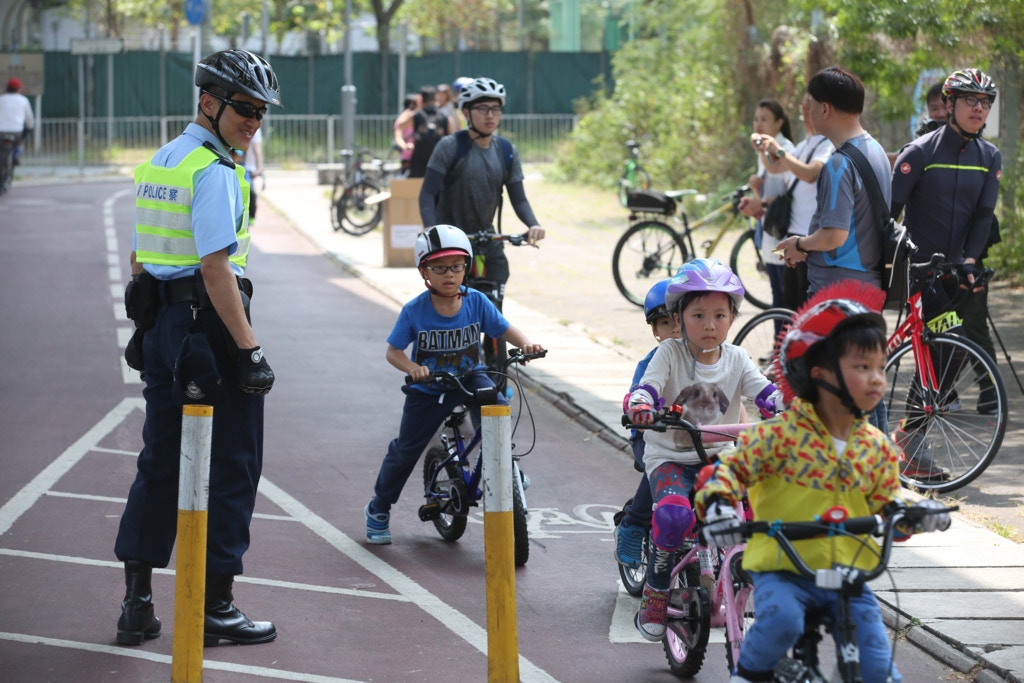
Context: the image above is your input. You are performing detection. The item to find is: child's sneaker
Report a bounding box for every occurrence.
[634,584,669,642]
[614,521,645,569]
[364,502,392,545]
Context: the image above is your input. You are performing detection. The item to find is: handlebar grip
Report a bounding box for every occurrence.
[742,515,882,541]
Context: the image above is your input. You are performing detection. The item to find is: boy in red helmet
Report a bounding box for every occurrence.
[695,280,952,683]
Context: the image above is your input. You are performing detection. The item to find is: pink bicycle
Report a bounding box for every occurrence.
[620,411,756,677]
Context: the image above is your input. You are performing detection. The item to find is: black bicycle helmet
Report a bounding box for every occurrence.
[195,49,282,108]
[940,68,996,140]
[941,68,997,104]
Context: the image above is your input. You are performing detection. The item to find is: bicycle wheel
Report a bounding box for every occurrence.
[513,480,529,566]
[0,150,11,195]
[725,551,755,673]
[663,585,711,678]
[732,307,794,378]
[338,179,385,235]
[885,333,1008,493]
[612,220,689,307]
[423,446,469,541]
[613,500,649,597]
[729,228,771,311]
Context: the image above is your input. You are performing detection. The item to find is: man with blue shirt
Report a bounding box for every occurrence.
[114,49,280,648]
[777,66,889,296]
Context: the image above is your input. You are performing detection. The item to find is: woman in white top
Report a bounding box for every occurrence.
[742,95,834,309]
[740,99,794,310]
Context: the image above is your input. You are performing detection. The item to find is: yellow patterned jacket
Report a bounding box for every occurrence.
[694,397,903,574]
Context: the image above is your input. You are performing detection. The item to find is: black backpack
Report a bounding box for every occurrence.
[408,106,449,178]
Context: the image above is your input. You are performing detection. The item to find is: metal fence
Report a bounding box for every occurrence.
[20,114,577,169]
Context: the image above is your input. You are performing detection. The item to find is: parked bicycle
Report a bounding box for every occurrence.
[465,231,536,394]
[416,349,547,566]
[618,139,652,208]
[617,409,757,678]
[612,184,771,311]
[0,133,18,195]
[329,146,397,236]
[731,255,1008,493]
[732,500,956,682]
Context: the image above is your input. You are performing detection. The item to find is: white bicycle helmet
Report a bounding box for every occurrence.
[459,77,506,108]
[452,76,474,94]
[414,225,473,267]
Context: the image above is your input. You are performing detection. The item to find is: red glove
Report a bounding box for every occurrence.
[629,403,654,425]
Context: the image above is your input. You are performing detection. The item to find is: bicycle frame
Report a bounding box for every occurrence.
[426,407,528,514]
[668,517,751,667]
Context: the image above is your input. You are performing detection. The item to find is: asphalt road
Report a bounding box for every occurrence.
[0,178,962,681]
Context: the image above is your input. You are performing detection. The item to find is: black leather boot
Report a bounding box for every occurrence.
[204,574,277,646]
[116,561,161,646]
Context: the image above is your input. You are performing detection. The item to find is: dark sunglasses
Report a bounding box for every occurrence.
[206,91,268,121]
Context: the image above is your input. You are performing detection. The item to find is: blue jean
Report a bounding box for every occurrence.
[738,570,901,683]
[371,371,500,512]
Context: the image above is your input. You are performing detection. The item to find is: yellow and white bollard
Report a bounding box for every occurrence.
[481,404,519,683]
[171,404,212,683]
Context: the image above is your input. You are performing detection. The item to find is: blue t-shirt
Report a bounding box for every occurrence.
[387,288,510,393]
[806,133,888,294]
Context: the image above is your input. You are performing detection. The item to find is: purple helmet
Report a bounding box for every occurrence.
[664,258,745,314]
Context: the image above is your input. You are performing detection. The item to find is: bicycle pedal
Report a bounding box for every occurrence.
[418,502,442,521]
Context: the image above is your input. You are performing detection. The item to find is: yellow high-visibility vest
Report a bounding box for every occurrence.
[134,145,251,268]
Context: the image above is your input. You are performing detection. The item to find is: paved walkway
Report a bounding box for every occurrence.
[259,169,1024,682]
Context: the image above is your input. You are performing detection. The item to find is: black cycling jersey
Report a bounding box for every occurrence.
[891,124,1000,263]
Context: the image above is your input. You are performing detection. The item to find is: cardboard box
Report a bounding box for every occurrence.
[383,178,424,267]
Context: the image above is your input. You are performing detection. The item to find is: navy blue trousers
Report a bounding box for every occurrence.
[371,371,496,512]
[115,298,264,576]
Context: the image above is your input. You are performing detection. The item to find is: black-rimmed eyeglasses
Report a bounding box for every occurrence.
[470,106,503,116]
[207,91,268,121]
[961,95,993,110]
[424,263,468,274]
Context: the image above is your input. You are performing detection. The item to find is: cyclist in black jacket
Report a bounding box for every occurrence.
[890,68,1001,417]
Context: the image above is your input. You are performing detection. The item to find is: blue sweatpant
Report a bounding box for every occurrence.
[738,570,901,683]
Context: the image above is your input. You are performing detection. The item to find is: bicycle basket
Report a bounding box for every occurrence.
[626,189,676,216]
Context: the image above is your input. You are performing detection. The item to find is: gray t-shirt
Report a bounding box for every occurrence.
[806,133,889,295]
[426,134,525,234]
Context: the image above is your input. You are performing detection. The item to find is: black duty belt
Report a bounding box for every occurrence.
[159,275,250,306]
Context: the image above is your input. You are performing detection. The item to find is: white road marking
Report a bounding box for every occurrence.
[0,399,560,682]
[0,632,367,682]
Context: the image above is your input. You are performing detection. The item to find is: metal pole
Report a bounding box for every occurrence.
[171,404,212,683]
[397,22,407,116]
[481,404,519,683]
[341,0,355,161]
[193,27,201,116]
[77,56,85,172]
[107,54,114,154]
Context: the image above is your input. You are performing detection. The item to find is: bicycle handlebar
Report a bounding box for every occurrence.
[467,231,532,248]
[621,406,754,464]
[738,502,959,584]
[404,349,548,398]
[910,253,994,307]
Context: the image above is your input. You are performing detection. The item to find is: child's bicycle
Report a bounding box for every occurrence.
[415,349,547,566]
[730,500,957,682]
[612,184,771,311]
[732,254,1008,493]
[465,231,535,394]
[618,408,757,678]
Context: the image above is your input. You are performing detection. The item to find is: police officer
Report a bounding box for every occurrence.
[115,49,279,647]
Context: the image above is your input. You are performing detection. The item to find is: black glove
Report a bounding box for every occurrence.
[238,346,275,395]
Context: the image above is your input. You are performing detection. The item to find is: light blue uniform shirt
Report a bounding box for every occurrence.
[134,123,247,280]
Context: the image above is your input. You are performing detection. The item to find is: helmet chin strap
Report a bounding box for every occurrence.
[423,280,465,299]
[465,111,493,139]
[201,94,236,152]
[812,356,867,418]
[949,96,985,140]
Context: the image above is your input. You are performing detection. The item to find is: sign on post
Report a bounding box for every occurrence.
[69,38,126,55]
